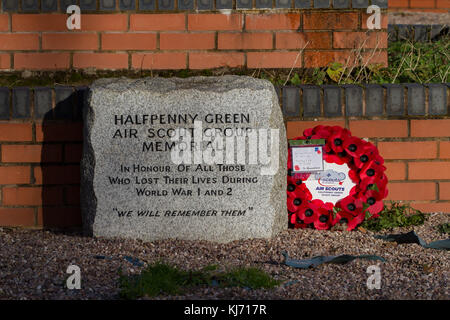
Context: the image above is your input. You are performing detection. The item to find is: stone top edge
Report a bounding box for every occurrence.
[89,75,274,93]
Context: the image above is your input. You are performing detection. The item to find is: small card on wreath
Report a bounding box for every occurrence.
[289,139,326,173]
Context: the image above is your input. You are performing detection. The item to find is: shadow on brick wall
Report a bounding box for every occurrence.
[40,86,85,230]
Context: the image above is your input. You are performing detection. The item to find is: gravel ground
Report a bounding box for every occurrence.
[0,213,448,300]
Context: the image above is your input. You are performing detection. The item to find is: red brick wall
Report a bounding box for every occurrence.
[0,116,448,229]
[0,10,388,71]
[287,119,450,214]
[0,122,83,227]
[389,0,450,12]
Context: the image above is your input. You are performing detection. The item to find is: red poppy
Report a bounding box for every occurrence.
[297,199,323,225]
[327,127,351,154]
[313,202,335,230]
[353,143,380,168]
[343,136,367,158]
[288,125,388,231]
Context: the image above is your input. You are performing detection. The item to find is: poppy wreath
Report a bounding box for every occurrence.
[287,125,388,231]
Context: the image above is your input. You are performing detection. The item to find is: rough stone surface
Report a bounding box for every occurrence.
[82,76,287,243]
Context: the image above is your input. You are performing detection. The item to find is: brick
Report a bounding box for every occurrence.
[54,86,74,120]
[0,208,35,227]
[0,54,10,70]
[384,84,405,116]
[21,0,39,11]
[41,0,58,11]
[12,14,67,31]
[0,14,8,31]
[436,0,450,8]
[100,0,116,10]
[12,87,31,119]
[440,142,450,159]
[323,85,342,117]
[411,120,450,137]
[276,0,291,7]
[120,0,136,9]
[246,14,300,31]
[407,84,425,115]
[102,33,157,50]
[64,144,83,163]
[131,14,185,31]
[37,206,81,227]
[0,123,32,141]
[160,33,215,50]
[314,0,330,8]
[276,32,332,49]
[256,0,272,8]
[219,33,273,50]
[0,34,39,50]
[66,186,81,205]
[198,0,213,10]
[427,84,447,115]
[363,50,388,67]
[384,162,406,180]
[365,84,383,116]
[333,32,387,49]
[132,53,187,70]
[301,85,321,117]
[440,182,450,200]
[247,52,302,69]
[295,0,311,7]
[303,12,358,30]
[344,85,363,117]
[372,0,388,8]
[73,53,128,70]
[42,33,98,50]
[2,145,62,163]
[80,14,128,31]
[139,0,156,10]
[282,87,300,117]
[36,123,83,142]
[287,120,346,139]
[189,14,242,31]
[409,162,450,180]
[3,186,63,206]
[333,0,350,8]
[378,141,438,160]
[352,0,369,8]
[386,182,436,201]
[410,202,450,213]
[34,165,80,185]
[236,0,252,8]
[410,0,435,8]
[34,87,53,119]
[349,120,408,138]
[389,0,408,7]
[190,52,244,69]
[80,0,97,10]
[0,87,9,119]
[14,53,70,70]
[304,51,350,68]
[2,0,18,11]
[0,166,30,184]
[216,0,233,8]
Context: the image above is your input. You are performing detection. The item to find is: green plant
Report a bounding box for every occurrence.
[118,262,279,299]
[360,202,428,232]
[436,223,450,235]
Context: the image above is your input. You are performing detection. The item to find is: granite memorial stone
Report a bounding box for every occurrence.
[81,76,287,242]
